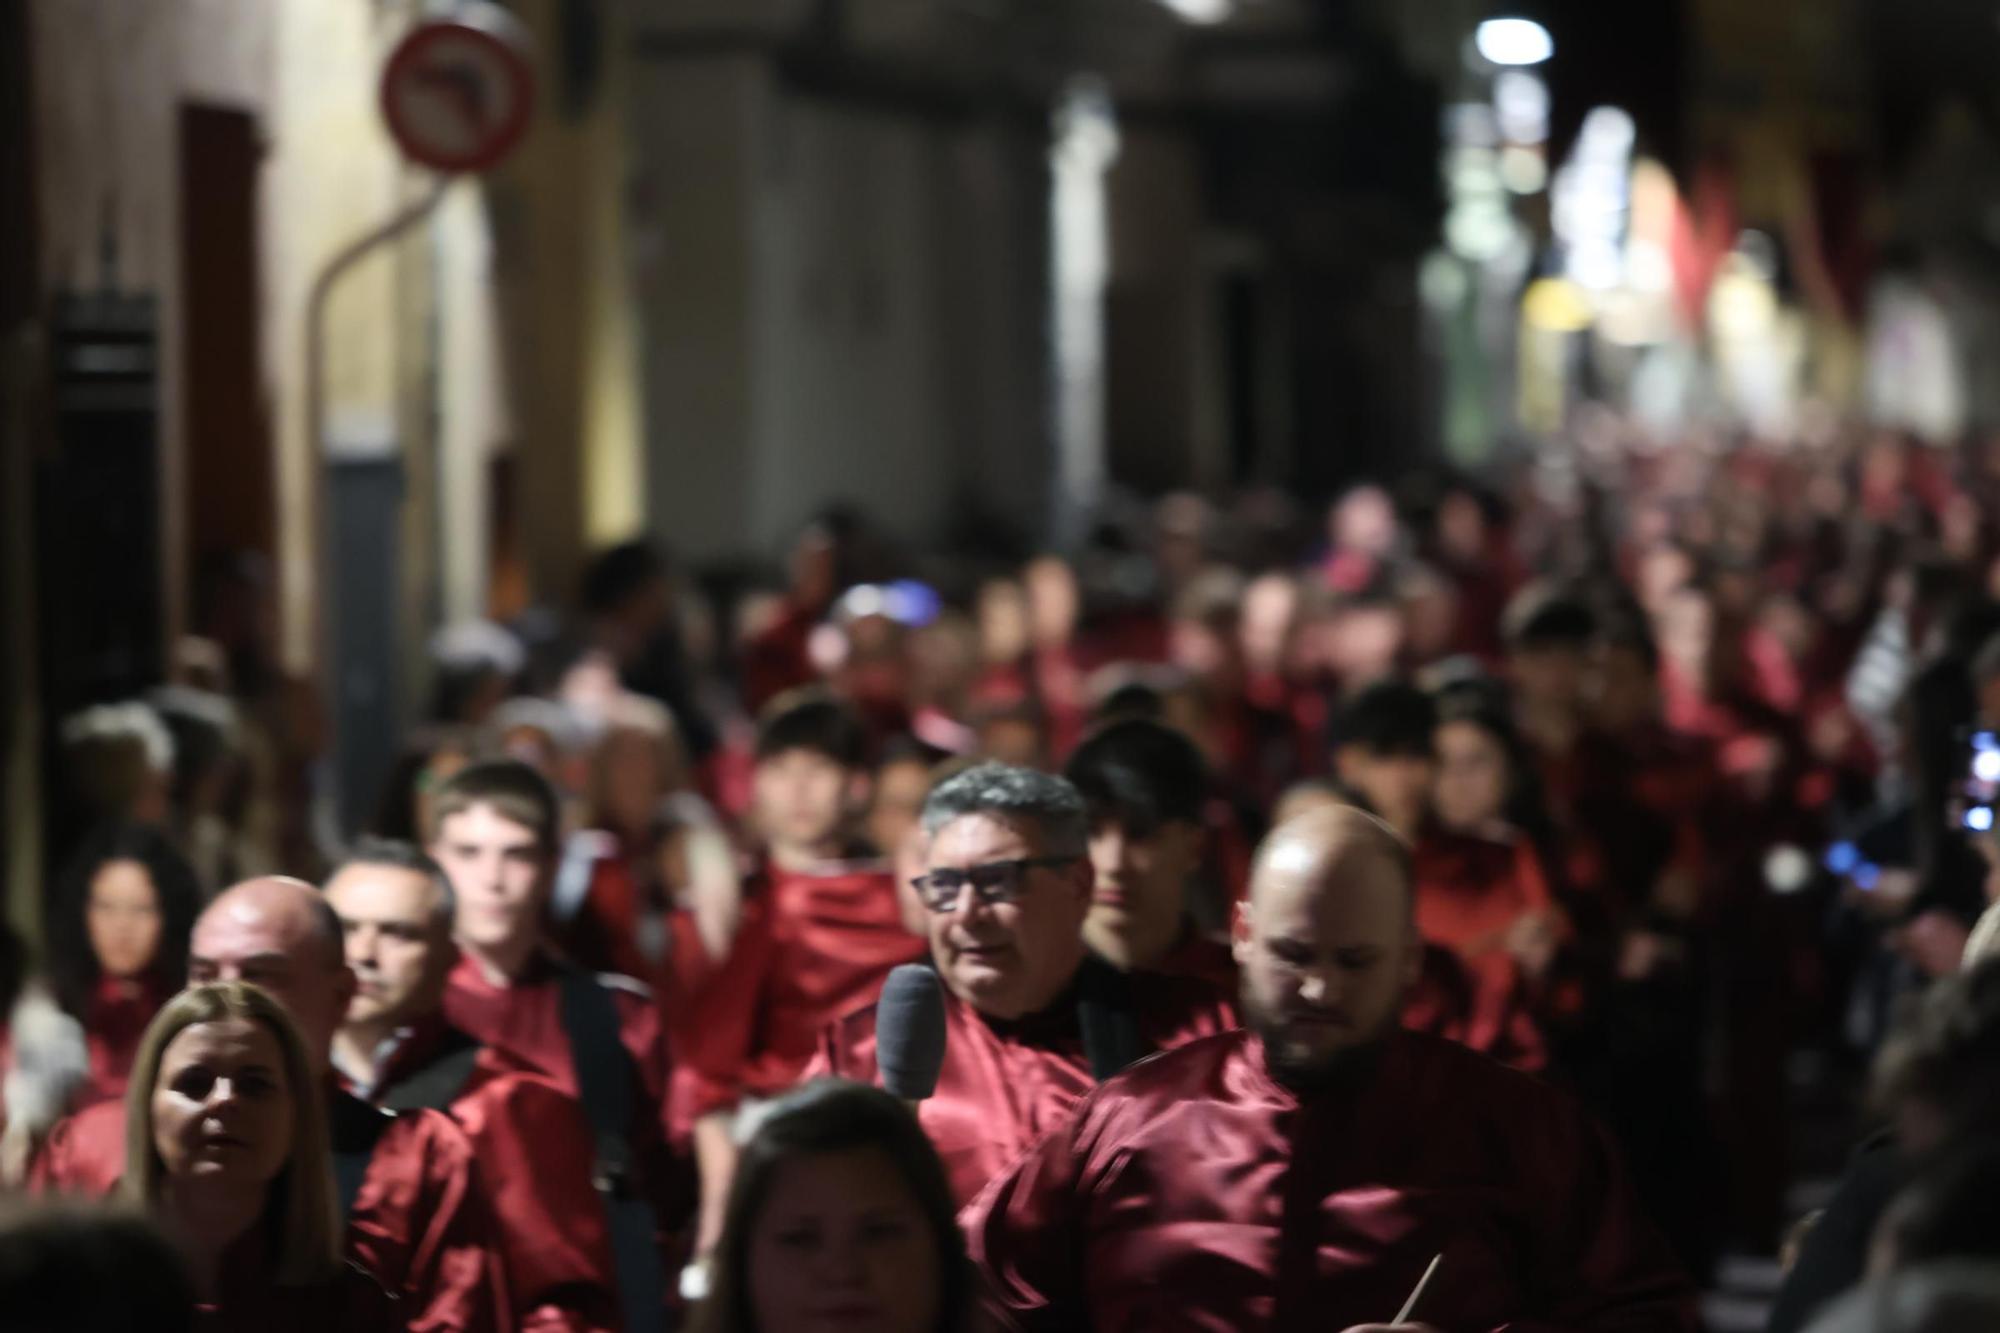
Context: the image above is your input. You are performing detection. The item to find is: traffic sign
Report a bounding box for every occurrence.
[379,6,535,174]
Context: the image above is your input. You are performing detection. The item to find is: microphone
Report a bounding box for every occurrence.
[876,965,947,1103]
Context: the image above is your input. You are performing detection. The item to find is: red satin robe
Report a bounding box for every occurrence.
[1552,726,1713,929]
[195,1228,400,1331]
[81,973,168,1104]
[1411,826,1561,1069]
[1399,942,1478,1047]
[672,860,926,1129]
[741,600,819,711]
[1151,928,1238,991]
[555,841,655,984]
[442,950,688,1226]
[807,963,1236,1205]
[32,1092,504,1332]
[971,643,1093,761]
[1240,671,1330,810]
[966,1029,1699,1332]
[354,1019,621,1333]
[1204,792,1258,909]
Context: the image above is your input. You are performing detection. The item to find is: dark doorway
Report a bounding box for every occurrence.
[179,105,273,587]
[38,296,164,866]
[328,456,404,837]
[1,0,38,903]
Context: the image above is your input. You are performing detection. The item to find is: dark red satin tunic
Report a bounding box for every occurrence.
[356,1020,621,1333]
[443,949,689,1241]
[966,1029,1699,1333]
[1151,928,1238,991]
[32,1094,504,1333]
[1411,826,1560,1068]
[81,973,168,1104]
[673,860,926,1128]
[194,1229,399,1332]
[443,951,675,1146]
[807,966,1236,1206]
[741,601,819,711]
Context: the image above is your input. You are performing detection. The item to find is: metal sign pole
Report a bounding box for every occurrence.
[304,175,452,483]
[302,174,449,855]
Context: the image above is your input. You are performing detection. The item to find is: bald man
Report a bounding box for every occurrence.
[32,877,507,1333]
[965,807,1698,1333]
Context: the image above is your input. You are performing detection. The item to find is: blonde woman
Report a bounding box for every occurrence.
[122,981,381,1329]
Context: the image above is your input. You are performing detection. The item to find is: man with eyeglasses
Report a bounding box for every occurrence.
[808,762,1235,1205]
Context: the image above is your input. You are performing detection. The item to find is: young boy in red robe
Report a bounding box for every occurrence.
[1064,718,1236,987]
[675,693,925,1254]
[426,761,687,1320]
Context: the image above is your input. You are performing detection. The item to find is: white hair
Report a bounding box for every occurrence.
[60,701,174,773]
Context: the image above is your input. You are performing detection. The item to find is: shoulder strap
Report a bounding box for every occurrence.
[556,969,636,1152]
[327,1092,395,1223]
[378,1029,485,1114]
[1075,955,1149,1082]
[556,969,667,1330]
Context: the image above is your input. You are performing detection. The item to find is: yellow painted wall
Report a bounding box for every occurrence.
[30,0,276,655]
[489,0,646,604]
[30,0,432,677]
[31,0,641,713]
[267,1,432,673]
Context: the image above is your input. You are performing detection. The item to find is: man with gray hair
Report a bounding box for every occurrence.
[327,839,626,1333]
[808,762,1235,1204]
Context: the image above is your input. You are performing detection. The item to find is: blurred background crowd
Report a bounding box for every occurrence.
[28,427,2000,1283]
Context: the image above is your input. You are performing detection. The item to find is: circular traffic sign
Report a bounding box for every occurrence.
[379,6,535,174]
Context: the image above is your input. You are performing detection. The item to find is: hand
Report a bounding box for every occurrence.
[1971,835,2000,904]
[0,1122,35,1188]
[1650,868,1701,920]
[1847,868,1917,920]
[1504,912,1560,978]
[679,822,745,961]
[1897,909,1971,979]
[1618,929,1665,982]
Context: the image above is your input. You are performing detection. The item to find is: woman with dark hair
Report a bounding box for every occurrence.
[1430,681,1560,850]
[1430,681,1720,1272]
[47,824,201,1103]
[694,1079,975,1333]
[1407,682,1570,1072]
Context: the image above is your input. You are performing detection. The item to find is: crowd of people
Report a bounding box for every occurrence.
[12,426,2000,1329]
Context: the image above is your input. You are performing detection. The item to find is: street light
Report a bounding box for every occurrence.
[1476,17,1554,66]
[1156,0,1234,22]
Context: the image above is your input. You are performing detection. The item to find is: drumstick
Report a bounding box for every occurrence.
[1393,1253,1443,1326]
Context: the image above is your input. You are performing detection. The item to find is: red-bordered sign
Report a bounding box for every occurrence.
[380,8,535,174]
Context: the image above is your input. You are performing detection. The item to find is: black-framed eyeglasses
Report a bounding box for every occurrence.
[910,856,1080,912]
